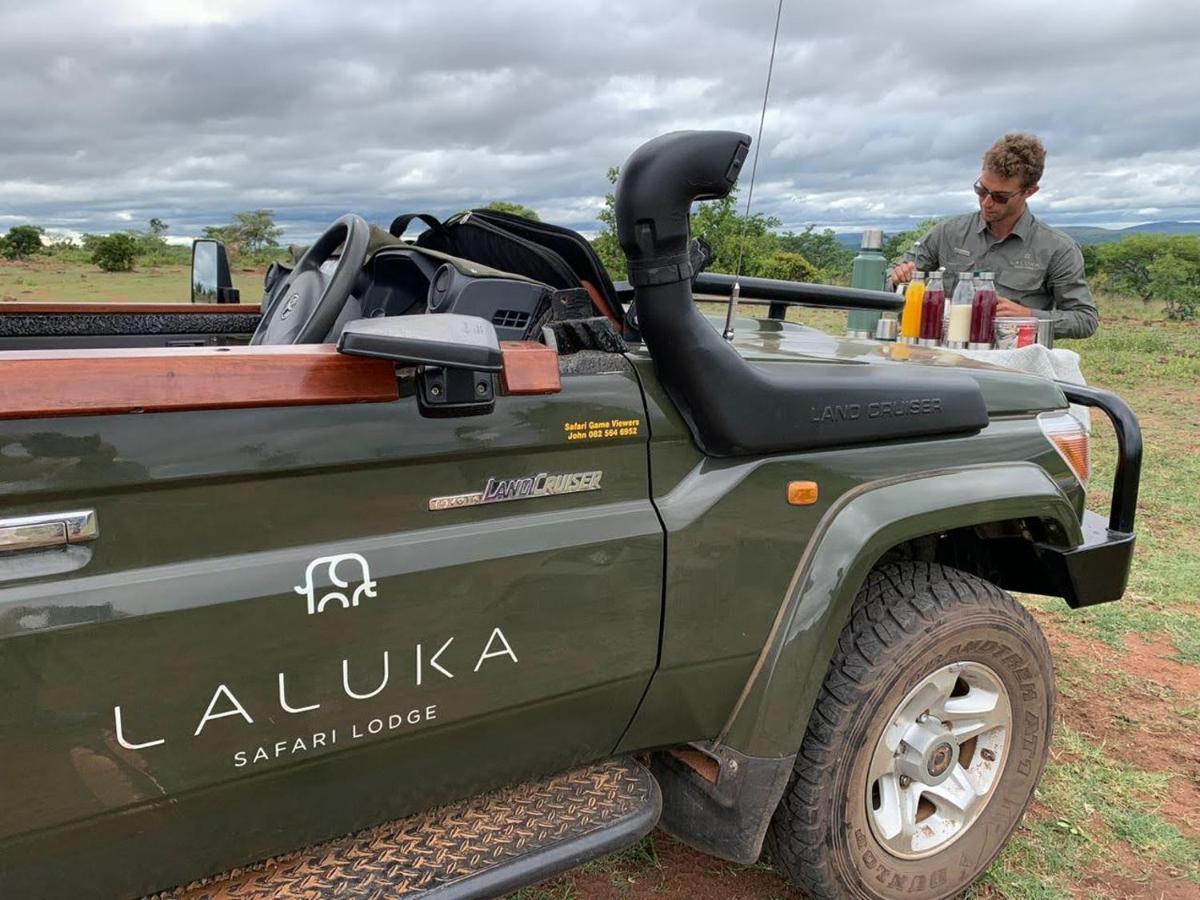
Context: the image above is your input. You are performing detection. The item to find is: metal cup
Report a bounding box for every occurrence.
[1037,318,1054,348]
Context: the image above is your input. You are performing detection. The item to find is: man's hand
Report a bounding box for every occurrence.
[890,261,916,285]
[995,297,1033,317]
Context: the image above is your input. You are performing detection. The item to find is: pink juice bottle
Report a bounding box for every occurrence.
[919,270,945,345]
[969,271,998,348]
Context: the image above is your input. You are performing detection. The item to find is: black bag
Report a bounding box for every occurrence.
[389,209,623,327]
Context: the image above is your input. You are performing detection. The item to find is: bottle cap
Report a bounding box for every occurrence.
[979,271,994,279]
[913,271,926,279]
[860,229,884,251]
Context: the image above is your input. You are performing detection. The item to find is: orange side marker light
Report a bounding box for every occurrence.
[787,481,819,506]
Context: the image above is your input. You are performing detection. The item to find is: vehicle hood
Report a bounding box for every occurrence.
[718,317,1069,417]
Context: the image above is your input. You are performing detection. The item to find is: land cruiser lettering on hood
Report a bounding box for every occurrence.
[810,398,943,423]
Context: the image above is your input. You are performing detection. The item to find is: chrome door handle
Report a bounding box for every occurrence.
[0,510,99,553]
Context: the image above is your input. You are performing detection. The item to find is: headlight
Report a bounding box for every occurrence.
[1038,411,1090,488]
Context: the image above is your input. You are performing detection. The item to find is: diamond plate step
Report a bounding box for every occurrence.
[165,757,661,900]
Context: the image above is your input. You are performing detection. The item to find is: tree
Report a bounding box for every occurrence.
[1090,233,1200,320]
[757,251,819,283]
[203,224,244,255]
[1146,253,1200,320]
[148,217,169,236]
[484,201,540,221]
[1080,242,1100,279]
[592,168,627,279]
[0,225,44,260]
[232,210,283,253]
[689,191,782,277]
[777,226,854,282]
[592,166,788,282]
[91,233,139,272]
[1093,233,1200,302]
[882,218,942,265]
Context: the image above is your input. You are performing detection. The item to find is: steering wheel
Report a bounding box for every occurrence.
[251,214,371,344]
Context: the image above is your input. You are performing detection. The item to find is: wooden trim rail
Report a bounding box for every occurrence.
[499,341,562,395]
[0,345,397,420]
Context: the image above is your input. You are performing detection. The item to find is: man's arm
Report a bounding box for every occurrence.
[888,225,943,287]
[1045,243,1099,339]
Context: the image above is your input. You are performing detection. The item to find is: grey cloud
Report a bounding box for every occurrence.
[2,0,1199,242]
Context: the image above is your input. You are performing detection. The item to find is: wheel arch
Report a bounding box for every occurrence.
[716,461,1081,759]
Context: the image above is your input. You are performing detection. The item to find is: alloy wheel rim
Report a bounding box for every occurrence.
[865,661,1012,859]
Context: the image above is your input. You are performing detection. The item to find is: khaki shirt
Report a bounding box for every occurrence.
[899,209,1098,339]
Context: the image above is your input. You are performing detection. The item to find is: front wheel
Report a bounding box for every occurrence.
[767,562,1055,900]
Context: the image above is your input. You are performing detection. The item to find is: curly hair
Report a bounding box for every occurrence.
[983,133,1045,187]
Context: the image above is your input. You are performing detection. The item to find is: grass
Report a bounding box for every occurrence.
[509,836,662,899]
[0,256,265,304]
[974,722,1200,897]
[1049,295,1200,660]
[980,294,1200,895]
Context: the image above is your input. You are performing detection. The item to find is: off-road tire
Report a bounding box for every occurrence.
[766,562,1055,900]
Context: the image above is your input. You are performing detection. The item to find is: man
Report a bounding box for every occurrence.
[890,133,1098,339]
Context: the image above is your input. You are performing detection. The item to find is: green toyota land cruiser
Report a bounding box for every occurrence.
[0,131,1140,899]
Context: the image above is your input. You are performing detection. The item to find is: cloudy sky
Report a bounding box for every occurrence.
[2,0,1199,243]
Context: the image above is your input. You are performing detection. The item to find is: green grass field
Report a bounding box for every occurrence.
[3,260,1197,897]
[0,258,265,304]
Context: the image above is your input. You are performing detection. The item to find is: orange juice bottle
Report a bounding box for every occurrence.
[898,271,925,344]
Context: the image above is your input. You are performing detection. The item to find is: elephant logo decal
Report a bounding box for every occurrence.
[294,553,378,615]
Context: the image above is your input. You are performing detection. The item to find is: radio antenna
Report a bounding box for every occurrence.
[723,0,785,341]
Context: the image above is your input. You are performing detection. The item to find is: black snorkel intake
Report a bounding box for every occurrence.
[617,131,751,289]
[615,131,989,457]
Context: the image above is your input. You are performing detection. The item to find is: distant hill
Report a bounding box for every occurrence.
[832,220,1200,250]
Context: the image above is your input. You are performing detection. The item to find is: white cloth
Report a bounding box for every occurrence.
[957,345,1091,430]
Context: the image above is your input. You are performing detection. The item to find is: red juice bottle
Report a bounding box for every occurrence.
[919,270,945,345]
[969,271,997,348]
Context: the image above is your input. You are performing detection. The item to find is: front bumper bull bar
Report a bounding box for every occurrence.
[1034,384,1143,608]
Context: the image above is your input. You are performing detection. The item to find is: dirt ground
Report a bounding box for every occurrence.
[526,612,1200,899]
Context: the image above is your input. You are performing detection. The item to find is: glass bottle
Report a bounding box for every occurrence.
[946,272,975,349]
[969,271,998,348]
[898,271,925,344]
[919,269,945,345]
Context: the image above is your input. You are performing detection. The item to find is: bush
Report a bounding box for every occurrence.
[0,225,44,260]
[91,233,139,272]
[777,226,854,283]
[130,232,189,266]
[1146,253,1200,321]
[758,251,819,283]
[1093,233,1200,320]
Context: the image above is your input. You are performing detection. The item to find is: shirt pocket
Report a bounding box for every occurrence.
[943,258,975,294]
[996,267,1047,301]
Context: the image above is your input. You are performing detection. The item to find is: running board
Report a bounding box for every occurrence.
[166,758,661,899]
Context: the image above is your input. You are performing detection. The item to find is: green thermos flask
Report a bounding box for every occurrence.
[847,229,886,337]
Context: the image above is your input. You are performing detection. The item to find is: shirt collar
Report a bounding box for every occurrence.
[1011,207,1035,241]
[976,207,1035,241]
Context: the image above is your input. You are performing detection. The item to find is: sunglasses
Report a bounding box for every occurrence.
[973,180,1026,204]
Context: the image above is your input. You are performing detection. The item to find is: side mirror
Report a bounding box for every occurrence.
[336,315,502,370]
[337,315,501,416]
[191,239,240,304]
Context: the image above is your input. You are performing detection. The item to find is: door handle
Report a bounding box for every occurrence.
[0,510,99,553]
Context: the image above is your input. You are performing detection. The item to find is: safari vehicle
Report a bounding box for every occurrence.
[0,131,1141,900]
